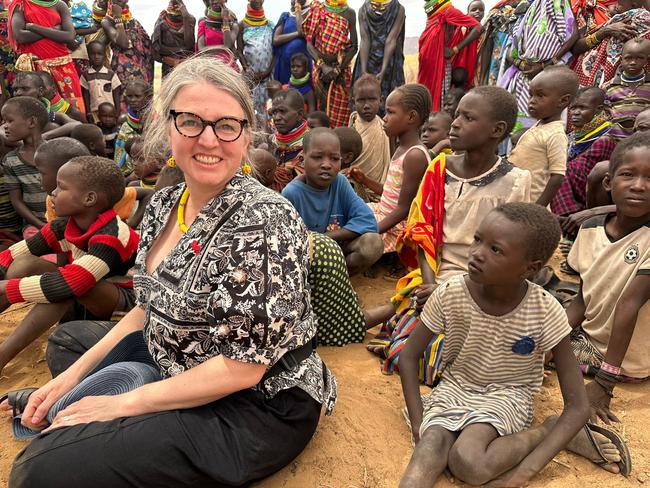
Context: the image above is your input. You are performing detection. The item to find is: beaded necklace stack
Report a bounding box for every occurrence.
[126,107,142,132]
[324,0,348,14]
[243,6,267,26]
[620,71,646,85]
[50,93,70,114]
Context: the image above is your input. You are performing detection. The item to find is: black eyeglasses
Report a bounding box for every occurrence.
[169,110,248,142]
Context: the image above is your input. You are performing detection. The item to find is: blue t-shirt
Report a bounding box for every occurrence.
[282,174,378,235]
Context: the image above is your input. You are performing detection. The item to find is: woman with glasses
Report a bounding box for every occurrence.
[6,56,337,488]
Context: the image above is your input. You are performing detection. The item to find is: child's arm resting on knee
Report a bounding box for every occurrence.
[587,273,650,422]
[512,336,590,480]
[8,188,45,228]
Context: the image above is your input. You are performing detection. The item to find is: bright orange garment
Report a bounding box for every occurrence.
[396,153,447,280]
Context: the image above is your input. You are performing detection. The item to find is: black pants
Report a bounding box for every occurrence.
[11,386,321,487]
[18,322,322,487]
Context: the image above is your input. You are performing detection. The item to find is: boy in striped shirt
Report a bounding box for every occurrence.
[0,156,138,375]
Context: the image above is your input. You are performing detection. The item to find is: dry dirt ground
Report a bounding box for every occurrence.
[0,262,648,488]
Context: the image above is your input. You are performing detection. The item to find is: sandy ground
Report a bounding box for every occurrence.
[0,262,648,488]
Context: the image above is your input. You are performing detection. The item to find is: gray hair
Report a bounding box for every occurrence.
[142,56,256,163]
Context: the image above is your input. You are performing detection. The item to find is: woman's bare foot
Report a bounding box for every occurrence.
[566,425,621,473]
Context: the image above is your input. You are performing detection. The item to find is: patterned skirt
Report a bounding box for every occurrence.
[308,232,365,346]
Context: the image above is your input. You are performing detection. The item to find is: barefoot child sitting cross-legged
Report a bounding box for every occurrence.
[399,203,629,488]
[0,156,139,375]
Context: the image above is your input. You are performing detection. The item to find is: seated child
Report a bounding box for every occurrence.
[96,102,119,160]
[348,74,391,202]
[509,66,578,206]
[367,86,532,384]
[605,37,650,141]
[551,87,616,222]
[128,137,163,189]
[334,126,363,171]
[400,203,627,487]
[566,131,650,423]
[36,71,86,123]
[442,87,465,118]
[249,147,278,189]
[283,128,384,276]
[421,111,452,159]
[0,156,139,375]
[34,137,150,228]
[10,72,81,140]
[71,123,107,157]
[80,40,122,120]
[0,96,48,237]
[286,52,316,114]
[270,88,308,190]
[114,79,152,177]
[307,110,330,129]
[349,84,432,256]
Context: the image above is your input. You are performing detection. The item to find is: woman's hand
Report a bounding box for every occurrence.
[21,371,81,427]
[585,381,620,424]
[42,395,130,432]
[443,47,454,59]
[111,3,123,18]
[602,21,636,41]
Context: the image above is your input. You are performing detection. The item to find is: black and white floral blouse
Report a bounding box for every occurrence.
[133,172,337,413]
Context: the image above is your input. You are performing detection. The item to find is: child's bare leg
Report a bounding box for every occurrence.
[400,426,458,488]
[0,300,72,374]
[448,416,622,485]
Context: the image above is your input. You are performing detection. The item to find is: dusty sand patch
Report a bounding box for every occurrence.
[0,270,648,488]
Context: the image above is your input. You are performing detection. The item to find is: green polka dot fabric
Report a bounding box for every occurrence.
[308,232,366,346]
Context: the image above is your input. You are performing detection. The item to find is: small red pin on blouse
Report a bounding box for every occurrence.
[191,240,201,255]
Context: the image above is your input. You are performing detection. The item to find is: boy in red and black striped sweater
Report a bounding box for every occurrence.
[0,156,138,375]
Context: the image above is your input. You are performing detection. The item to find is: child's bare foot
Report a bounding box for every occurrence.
[566,424,623,474]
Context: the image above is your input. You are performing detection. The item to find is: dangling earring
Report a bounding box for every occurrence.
[167,156,176,168]
[242,161,252,175]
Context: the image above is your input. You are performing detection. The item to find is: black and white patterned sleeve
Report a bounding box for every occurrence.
[207,201,312,366]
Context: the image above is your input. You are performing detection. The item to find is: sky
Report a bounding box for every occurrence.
[130,0,495,38]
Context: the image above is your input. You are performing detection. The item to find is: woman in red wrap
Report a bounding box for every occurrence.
[418,0,481,111]
[8,0,84,112]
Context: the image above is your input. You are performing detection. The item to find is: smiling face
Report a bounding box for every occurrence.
[303,131,341,190]
[606,146,650,218]
[468,211,535,286]
[354,83,381,123]
[168,82,250,196]
[467,0,485,23]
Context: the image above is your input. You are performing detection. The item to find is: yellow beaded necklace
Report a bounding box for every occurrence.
[177,187,190,233]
